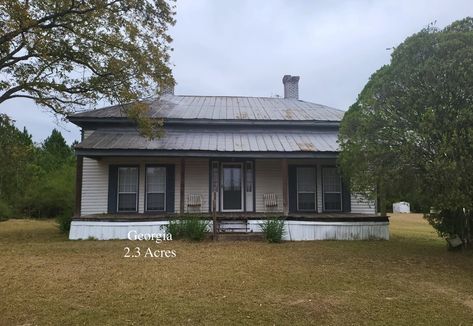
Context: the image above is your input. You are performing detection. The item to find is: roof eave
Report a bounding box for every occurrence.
[75,149,339,159]
[68,116,341,128]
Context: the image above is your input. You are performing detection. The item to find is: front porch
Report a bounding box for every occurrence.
[76,156,376,217]
[69,212,389,241]
[72,156,383,241]
[73,212,385,222]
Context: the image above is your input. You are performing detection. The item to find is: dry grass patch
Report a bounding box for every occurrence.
[1,215,473,325]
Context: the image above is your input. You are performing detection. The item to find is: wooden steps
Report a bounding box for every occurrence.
[216,232,264,241]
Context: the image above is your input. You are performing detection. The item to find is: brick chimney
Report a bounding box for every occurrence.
[282,75,300,99]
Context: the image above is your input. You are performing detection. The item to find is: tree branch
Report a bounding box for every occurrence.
[8,93,85,106]
[0,85,27,104]
[0,0,122,46]
[0,37,27,67]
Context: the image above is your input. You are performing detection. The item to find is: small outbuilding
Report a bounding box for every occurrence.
[393,202,410,214]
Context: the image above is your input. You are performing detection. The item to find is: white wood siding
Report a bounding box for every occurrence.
[248,220,388,240]
[70,221,169,240]
[255,159,283,212]
[184,159,209,213]
[70,220,389,240]
[81,158,108,215]
[351,194,376,214]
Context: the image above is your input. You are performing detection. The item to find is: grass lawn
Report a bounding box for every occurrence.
[1,214,473,325]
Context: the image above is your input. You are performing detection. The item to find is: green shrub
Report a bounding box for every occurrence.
[425,209,473,249]
[167,219,184,239]
[260,218,286,243]
[182,218,209,241]
[167,217,209,241]
[0,199,13,221]
[24,163,75,219]
[56,213,72,233]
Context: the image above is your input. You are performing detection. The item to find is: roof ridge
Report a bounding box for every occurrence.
[174,94,286,100]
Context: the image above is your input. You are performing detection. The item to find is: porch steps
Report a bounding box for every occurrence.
[217,232,265,241]
[217,220,249,233]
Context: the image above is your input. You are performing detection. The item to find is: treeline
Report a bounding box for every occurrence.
[0,114,75,222]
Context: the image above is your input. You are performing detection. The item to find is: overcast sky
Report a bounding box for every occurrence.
[0,0,471,144]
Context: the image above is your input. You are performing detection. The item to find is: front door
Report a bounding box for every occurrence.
[221,163,243,212]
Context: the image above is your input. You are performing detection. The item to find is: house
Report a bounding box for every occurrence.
[68,75,389,241]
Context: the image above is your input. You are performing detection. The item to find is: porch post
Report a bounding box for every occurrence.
[180,158,185,214]
[74,155,83,218]
[282,158,289,216]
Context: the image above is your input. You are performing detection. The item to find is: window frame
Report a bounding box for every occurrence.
[116,165,140,213]
[321,166,343,212]
[145,165,167,212]
[296,165,317,212]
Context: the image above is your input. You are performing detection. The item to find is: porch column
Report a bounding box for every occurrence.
[282,158,289,216]
[180,158,185,214]
[74,155,83,217]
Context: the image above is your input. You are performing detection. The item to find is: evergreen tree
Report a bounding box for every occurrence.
[40,129,74,171]
[0,114,36,218]
[339,18,473,248]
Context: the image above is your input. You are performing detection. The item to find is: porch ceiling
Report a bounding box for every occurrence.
[75,129,340,158]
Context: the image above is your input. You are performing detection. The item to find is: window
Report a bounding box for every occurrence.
[323,167,342,211]
[297,167,316,211]
[146,167,166,211]
[117,167,138,212]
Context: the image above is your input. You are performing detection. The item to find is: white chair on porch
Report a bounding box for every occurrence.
[187,194,203,213]
[263,193,278,211]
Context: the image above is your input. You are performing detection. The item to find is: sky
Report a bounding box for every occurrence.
[0,0,471,144]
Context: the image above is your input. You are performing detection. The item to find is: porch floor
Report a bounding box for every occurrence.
[74,212,387,223]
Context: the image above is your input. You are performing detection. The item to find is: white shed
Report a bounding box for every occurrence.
[393,202,410,213]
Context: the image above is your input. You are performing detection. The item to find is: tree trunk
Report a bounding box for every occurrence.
[465,210,471,249]
[379,182,387,217]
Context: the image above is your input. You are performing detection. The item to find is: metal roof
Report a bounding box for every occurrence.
[71,94,344,122]
[76,129,339,154]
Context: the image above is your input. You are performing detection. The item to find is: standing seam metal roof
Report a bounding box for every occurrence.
[76,129,340,152]
[71,94,345,122]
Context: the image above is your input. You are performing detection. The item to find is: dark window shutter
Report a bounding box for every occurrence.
[288,165,297,213]
[108,165,118,213]
[166,165,175,212]
[342,178,351,212]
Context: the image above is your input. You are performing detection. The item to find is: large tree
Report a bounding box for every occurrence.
[0,114,35,217]
[24,128,76,220]
[339,18,473,247]
[0,0,175,135]
[40,128,74,170]
[0,120,76,220]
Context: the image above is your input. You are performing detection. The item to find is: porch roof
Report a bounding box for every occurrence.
[75,128,340,158]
